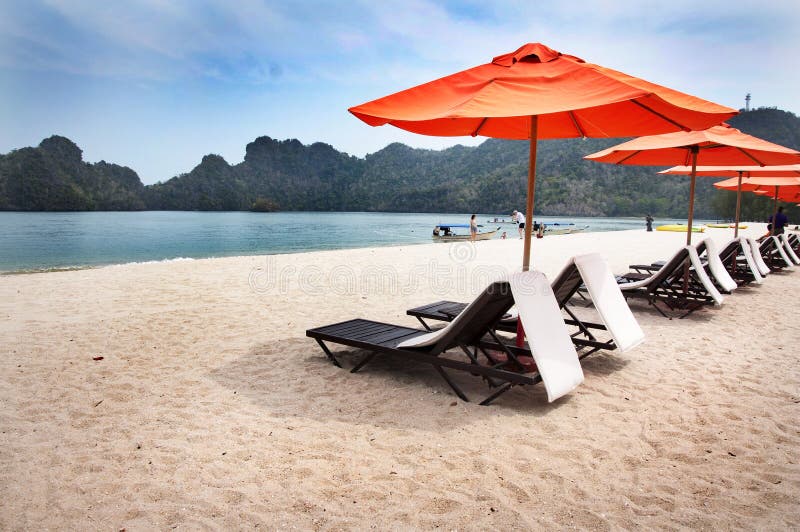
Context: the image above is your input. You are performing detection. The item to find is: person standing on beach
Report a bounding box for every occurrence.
[646,214,654,232]
[469,214,478,241]
[768,206,788,235]
[512,209,526,239]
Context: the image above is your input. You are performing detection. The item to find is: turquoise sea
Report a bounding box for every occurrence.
[0,211,708,273]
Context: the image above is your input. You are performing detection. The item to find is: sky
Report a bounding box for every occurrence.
[1,0,799,185]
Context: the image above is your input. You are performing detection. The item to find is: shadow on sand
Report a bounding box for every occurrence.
[209,335,630,432]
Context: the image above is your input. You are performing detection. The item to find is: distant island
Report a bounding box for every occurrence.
[1,107,798,219]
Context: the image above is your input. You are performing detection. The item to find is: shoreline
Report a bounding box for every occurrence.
[0,210,734,274]
[0,221,763,275]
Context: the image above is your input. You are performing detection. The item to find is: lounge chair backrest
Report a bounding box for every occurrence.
[687,246,724,305]
[747,238,770,276]
[618,246,691,291]
[573,253,644,352]
[699,238,738,293]
[779,234,800,265]
[695,240,707,257]
[509,270,583,402]
[397,280,514,351]
[737,237,763,284]
[765,236,794,269]
[550,259,584,306]
[716,238,741,264]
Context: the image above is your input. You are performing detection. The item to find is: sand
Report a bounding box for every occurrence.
[1,225,798,529]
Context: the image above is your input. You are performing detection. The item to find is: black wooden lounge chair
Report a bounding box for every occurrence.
[632,238,738,293]
[407,254,640,356]
[755,236,794,272]
[617,245,723,319]
[787,233,800,254]
[715,237,762,285]
[779,234,800,265]
[307,272,585,405]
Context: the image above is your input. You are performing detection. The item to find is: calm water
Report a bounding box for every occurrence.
[0,211,704,273]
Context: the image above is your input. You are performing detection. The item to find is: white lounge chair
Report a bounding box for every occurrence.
[617,245,723,318]
[573,253,645,353]
[779,233,800,265]
[697,238,738,293]
[746,238,771,277]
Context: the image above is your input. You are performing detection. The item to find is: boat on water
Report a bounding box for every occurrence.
[656,224,705,233]
[707,223,749,229]
[432,224,500,242]
[486,217,517,225]
[542,222,589,235]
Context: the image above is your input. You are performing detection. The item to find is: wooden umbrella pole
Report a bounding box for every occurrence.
[522,115,539,272]
[680,146,699,297]
[733,171,743,238]
[686,146,699,246]
[770,186,778,236]
[518,115,539,347]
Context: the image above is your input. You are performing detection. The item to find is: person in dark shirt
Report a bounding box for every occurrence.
[645,214,654,232]
[769,206,789,235]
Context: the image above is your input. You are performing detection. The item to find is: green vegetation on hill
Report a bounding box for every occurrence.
[0,136,145,211]
[1,108,799,221]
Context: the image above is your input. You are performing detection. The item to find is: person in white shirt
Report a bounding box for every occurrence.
[512,209,526,239]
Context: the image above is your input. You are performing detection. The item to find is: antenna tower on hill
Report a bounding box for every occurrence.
[745,93,751,112]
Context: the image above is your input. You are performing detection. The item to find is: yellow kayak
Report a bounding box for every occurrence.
[656,224,705,233]
[707,223,748,229]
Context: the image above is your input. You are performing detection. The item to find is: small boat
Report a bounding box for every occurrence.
[542,222,589,235]
[656,224,705,233]
[707,223,748,229]
[432,224,500,242]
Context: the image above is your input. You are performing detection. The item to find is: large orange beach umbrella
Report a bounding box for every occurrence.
[584,125,800,244]
[659,165,800,236]
[349,42,737,271]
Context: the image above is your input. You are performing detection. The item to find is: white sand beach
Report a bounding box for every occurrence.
[1,225,799,529]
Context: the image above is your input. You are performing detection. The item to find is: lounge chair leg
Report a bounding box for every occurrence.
[650,300,671,320]
[415,316,432,331]
[479,383,513,406]
[351,351,378,373]
[434,365,470,402]
[564,305,597,340]
[316,339,341,367]
[677,302,702,319]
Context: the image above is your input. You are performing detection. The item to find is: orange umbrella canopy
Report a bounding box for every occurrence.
[659,164,800,177]
[350,42,737,272]
[584,125,800,243]
[584,124,800,166]
[350,43,736,140]
[753,188,800,201]
[713,176,800,189]
[721,180,800,201]
[713,176,800,232]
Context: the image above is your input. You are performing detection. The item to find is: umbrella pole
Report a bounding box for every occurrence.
[517,115,539,347]
[680,146,699,297]
[522,116,538,272]
[770,186,778,236]
[685,146,699,246]
[733,171,743,238]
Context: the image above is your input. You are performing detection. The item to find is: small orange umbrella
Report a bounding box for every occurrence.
[660,165,800,178]
[714,176,800,230]
[584,125,800,244]
[350,42,737,271]
[659,165,800,236]
[712,176,800,189]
